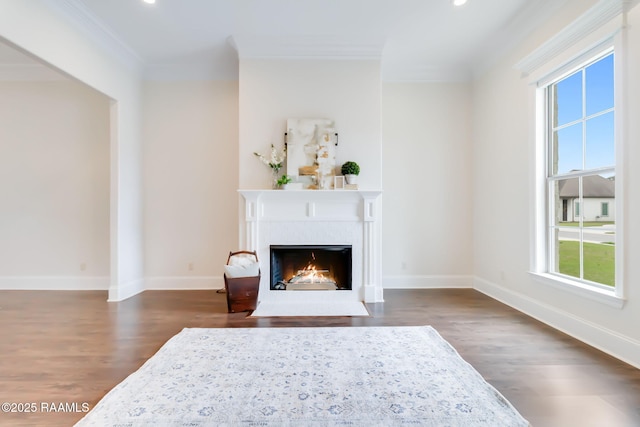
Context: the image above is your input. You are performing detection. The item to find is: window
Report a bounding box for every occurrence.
[545,51,616,289]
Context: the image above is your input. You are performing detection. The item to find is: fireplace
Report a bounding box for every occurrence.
[238,189,383,303]
[270,245,352,291]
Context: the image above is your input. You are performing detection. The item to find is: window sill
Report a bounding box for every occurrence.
[529,272,625,309]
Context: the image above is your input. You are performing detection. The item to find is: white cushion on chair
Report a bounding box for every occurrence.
[228,254,257,267]
[224,262,259,278]
[224,253,259,278]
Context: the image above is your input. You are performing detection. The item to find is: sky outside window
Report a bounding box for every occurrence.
[555,71,582,127]
[586,54,614,115]
[553,53,614,175]
[586,112,615,169]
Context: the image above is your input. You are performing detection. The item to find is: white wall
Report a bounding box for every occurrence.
[0,1,144,300]
[0,81,110,288]
[472,0,640,367]
[143,81,239,289]
[382,83,473,288]
[2,0,637,368]
[144,69,475,295]
[238,59,382,190]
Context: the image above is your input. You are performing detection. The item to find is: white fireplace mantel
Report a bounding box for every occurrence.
[238,189,383,303]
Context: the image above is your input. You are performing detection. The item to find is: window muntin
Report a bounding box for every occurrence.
[546,51,616,289]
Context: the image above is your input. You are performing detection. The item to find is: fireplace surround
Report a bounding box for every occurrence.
[238,189,383,303]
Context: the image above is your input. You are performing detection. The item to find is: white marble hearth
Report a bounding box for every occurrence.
[239,190,383,304]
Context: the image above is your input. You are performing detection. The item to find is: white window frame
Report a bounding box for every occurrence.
[530,37,625,309]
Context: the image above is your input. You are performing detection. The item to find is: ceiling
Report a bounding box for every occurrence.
[1,0,568,82]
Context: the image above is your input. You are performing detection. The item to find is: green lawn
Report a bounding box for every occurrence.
[560,221,614,228]
[558,241,615,286]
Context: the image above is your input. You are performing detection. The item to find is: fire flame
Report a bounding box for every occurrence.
[298,263,326,283]
[288,252,333,284]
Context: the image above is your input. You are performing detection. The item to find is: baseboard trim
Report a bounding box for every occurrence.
[145,276,224,290]
[0,276,109,290]
[383,275,473,289]
[108,278,145,302]
[0,275,225,298]
[473,276,640,369]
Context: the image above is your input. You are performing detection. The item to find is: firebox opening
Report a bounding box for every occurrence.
[270,245,352,291]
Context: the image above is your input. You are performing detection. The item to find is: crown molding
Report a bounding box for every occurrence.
[381,63,471,83]
[229,35,386,60]
[230,34,471,82]
[472,0,568,79]
[42,0,143,73]
[514,0,636,75]
[144,62,239,82]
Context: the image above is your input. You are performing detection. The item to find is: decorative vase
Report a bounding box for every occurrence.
[345,174,358,185]
[271,169,280,189]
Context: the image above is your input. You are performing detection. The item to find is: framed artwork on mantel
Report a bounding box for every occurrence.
[286,118,337,190]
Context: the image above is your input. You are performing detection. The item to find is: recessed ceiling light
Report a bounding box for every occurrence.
[142,0,156,4]
[452,0,468,6]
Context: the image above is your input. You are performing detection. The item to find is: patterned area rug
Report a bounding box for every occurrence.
[74,326,529,427]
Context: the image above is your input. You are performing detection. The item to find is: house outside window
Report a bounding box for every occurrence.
[545,51,616,289]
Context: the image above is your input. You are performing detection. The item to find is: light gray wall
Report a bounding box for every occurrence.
[382,82,473,288]
[0,1,145,301]
[471,0,640,366]
[140,78,472,292]
[1,0,637,367]
[238,59,382,190]
[0,81,110,288]
[142,80,239,289]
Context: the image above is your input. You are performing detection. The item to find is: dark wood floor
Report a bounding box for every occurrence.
[0,289,638,426]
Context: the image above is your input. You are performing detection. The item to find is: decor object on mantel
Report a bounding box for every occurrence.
[74,326,530,426]
[286,118,337,190]
[275,174,292,189]
[254,144,286,189]
[341,161,360,185]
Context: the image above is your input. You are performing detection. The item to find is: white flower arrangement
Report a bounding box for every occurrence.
[254,144,286,173]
